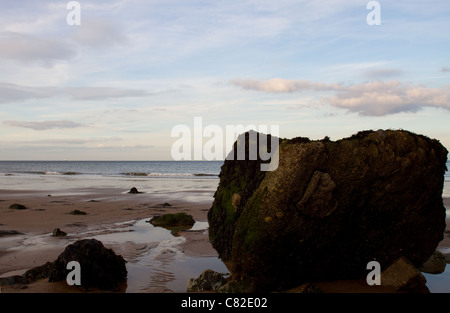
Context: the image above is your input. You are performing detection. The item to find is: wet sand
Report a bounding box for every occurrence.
[0,187,221,292]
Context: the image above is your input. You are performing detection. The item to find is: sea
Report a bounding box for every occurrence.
[0,160,222,179]
[0,161,223,201]
[0,160,448,196]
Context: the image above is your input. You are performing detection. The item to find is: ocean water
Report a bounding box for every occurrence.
[0,161,223,201]
[0,160,448,197]
[0,161,222,178]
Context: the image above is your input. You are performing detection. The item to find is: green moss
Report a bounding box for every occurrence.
[9,203,27,210]
[149,212,195,227]
[148,212,196,236]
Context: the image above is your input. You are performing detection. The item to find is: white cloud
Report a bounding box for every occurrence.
[0,82,151,103]
[231,78,341,93]
[231,78,450,116]
[3,120,85,131]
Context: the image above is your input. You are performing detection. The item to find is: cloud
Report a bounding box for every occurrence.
[3,120,85,131]
[231,78,450,116]
[0,32,76,66]
[0,82,150,103]
[231,78,341,93]
[442,67,450,72]
[363,68,405,80]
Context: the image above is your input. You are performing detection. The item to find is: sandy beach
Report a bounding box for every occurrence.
[0,184,224,293]
[1,183,449,293]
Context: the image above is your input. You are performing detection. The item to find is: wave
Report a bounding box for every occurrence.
[44,171,79,175]
[193,173,218,177]
[122,172,218,177]
[10,171,81,175]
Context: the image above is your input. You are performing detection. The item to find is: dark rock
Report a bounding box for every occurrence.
[9,203,27,210]
[419,250,446,274]
[381,257,429,293]
[208,129,448,292]
[148,212,195,236]
[187,269,228,292]
[148,213,195,227]
[0,230,24,237]
[52,228,67,237]
[0,275,28,286]
[24,261,53,283]
[48,239,127,290]
[128,187,140,194]
[69,209,86,215]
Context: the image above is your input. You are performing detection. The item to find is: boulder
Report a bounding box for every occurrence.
[208,129,448,292]
[69,209,86,215]
[187,269,228,292]
[48,239,127,290]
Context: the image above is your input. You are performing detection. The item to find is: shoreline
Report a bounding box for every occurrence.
[1,186,449,293]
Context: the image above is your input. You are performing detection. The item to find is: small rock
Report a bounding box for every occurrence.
[419,250,446,274]
[0,275,28,286]
[187,269,228,292]
[0,230,24,237]
[381,257,429,293]
[128,187,140,194]
[24,262,53,283]
[52,228,67,237]
[444,253,450,264]
[9,203,27,210]
[148,213,195,228]
[149,212,196,236]
[69,209,86,215]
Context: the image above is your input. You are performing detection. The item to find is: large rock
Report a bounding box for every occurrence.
[48,239,127,290]
[208,129,448,292]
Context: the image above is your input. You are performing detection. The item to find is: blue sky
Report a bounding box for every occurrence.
[0,0,449,160]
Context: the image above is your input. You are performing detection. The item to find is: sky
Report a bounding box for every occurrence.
[0,0,449,160]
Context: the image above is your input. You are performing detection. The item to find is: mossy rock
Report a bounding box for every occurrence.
[208,129,448,292]
[148,213,195,235]
[9,203,27,210]
[52,228,67,237]
[24,261,53,283]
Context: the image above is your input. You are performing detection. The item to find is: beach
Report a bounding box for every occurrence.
[0,164,449,293]
[0,170,227,293]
